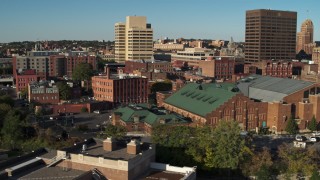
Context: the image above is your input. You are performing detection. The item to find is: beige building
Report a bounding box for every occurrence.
[296,19,314,54]
[153,43,184,51]
[171,48,216,67]
[115,16,153,62]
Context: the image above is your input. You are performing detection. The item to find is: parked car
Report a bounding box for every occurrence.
[312,132,320,137]
[309,136,320,142]
[93,110,100,114]
[295,135,307,142]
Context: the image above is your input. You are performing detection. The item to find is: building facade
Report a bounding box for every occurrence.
[263,61,293,78]
[198,56,235,80]
[312,47,320,73]
[171,48,216,67]
[296,19,314,54]
[28,82,59,104]
[158,75,320,133]
[92,69,148,105]
[153,43,185,51]
[15,69,39,92]
[245,9,297,63]
[65,54,96,78]
[124,60,173,74]
[115,16,153,62]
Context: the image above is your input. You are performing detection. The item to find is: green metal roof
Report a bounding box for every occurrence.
[114,104,190,126]
[164,83,239,117]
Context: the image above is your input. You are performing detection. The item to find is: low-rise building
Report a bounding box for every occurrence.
[171,48,216,67]
[0,139,196,180]
[198,56,235,80]
[92,68,148,106]
[153,43,185,51]
[158,75,320,133]
[112,104,191,134]
[28,81,59,104]
[15,69,39,92]
[124,60,173,74]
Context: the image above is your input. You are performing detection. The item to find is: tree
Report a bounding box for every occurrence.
[256,165,272,180]
[241,147,273,177]
[0,103,12,128]
[0,95,14,107]
[20,88,28,99]
[204,120,251,173]
[308,116,318,131]
[72,63,94,81]
[285,116,298,134]
[56,81,71,100]
[104,124,127,140]
[1,110,23,149]
[278,143,319,177]
[310,170,320,180]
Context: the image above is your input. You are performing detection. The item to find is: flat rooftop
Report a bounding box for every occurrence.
[17,166,86,180]
[67,139,152,161]
[141,170,185,180]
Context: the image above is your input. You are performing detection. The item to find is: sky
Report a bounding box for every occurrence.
[0,0,319,43]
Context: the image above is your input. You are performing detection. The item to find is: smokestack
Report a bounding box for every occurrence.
[105,65,110,79]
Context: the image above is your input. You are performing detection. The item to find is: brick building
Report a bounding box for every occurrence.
[36,138,196,180]
[158,75,320,133]
[15,69,39,92]
[159,83,268,131]
[312,47,320,73]
[66,54,96,78]
[49,55,66,77]
[112,104,190,134]
[92,68,148,106]
[198,56,235,80]
[28,81,59,104]
[124,60,173,74]
[263,61,293,78]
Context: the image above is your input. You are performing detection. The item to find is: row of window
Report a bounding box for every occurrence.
[33,96,58,100]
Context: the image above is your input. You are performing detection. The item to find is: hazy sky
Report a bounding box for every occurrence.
[0,0,319,42]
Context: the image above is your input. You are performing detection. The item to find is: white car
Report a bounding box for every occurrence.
[312,132,320,137]
[295,135,307,142]
[309,137,320,142]
[93,110,100,114]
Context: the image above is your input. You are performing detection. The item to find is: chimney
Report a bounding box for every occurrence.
[103,137,116,151]
[105,65,110,79]
[127,139,140,155]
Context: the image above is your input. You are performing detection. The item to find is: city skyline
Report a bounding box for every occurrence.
[0,0,319,43]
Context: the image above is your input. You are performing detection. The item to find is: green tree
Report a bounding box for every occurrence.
[72,63,94,81]
[285,116,298,134]
[0,95,14,107]
[104,124,127,140]
[20,88,28,99]
[241,147,273,177]
[278,143,319,177]
[204,120,251,173]
[256,165,272,180]
[0,103,12,128]
[310,170,320,180]
[1,110,23,149]
[308,116,318,131]
[56,81,71,100]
